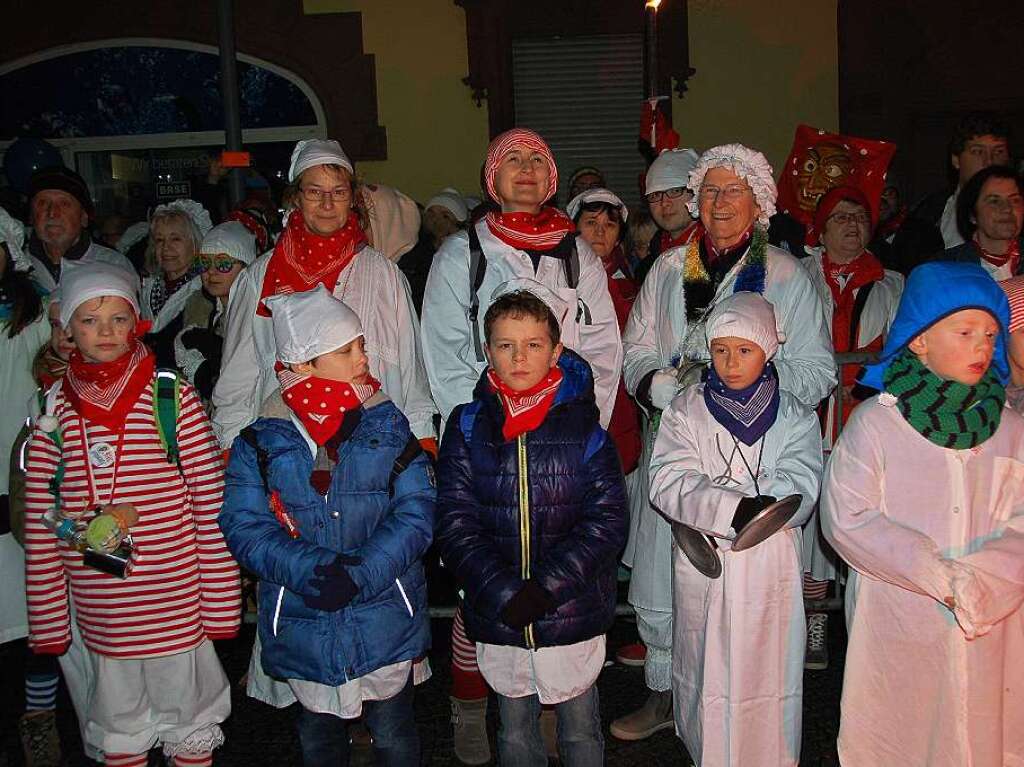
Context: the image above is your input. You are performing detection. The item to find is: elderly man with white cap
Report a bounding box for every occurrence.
[612,143,835,742]
[637,148,701,284]
[213,138,437,455]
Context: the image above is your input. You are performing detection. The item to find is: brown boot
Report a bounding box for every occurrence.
[450,696,491,765]
[19,710,61,767]
[609,690,673,741]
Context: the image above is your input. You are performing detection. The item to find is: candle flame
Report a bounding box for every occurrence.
[646,0,661,9]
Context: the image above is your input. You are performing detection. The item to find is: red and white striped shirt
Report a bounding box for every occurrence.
[24,378,240,659]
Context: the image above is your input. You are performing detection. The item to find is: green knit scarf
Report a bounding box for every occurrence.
[882,350,1005,449]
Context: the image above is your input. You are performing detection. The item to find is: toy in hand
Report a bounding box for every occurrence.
[85,504,139,553]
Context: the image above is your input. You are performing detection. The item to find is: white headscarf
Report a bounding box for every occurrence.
[58,260,141,329]
[265,285,363,365]
[200,221,257,266]
[705,291,786,359]
[645,148,700,196]
[566,188,629,222]
[288,139,354,182]
[425,188,469,223]
[151,198,213,242]
[687,143,778,226]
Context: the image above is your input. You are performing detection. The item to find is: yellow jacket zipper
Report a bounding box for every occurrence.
[517,434,535,649]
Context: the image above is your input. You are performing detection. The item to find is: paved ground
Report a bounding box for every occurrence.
[1,610,846,766]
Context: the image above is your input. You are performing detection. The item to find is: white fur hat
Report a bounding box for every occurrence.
[264,285,363,364]
[645,148,700,196]
[705,291,786,359]
[566,188,629,222]
[200,221,257,266]
[687,143,778,226]
[425,187,469,223]
[58,260,141,329]
[288,139,354,182]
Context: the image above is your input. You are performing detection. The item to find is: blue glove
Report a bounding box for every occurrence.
[303,554,362,611]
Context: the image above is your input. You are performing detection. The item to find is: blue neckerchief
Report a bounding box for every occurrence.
[703,362,780,446]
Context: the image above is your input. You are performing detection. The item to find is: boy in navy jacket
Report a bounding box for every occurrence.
[436,278,628,766]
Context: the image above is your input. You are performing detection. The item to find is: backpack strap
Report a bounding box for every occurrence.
[848,281,876,351]
[153,369,181,466]
[563,236,593,325]
[389,435,424,496]
[468,225,487,362]
[239,426,271,493]
[458,400,483,446]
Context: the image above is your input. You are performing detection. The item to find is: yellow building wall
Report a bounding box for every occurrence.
[304,0,837,203]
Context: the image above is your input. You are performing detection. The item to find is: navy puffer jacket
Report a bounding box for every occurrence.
[436,349,628,649]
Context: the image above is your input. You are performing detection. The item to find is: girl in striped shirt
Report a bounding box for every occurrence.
[22,261,240,767]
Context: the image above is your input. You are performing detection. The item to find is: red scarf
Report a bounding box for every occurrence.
[484,208,575,252]
[822,250,885,385]
[257,210,367,316]
[276,363,381,446]
[974,235,1020,274]
[63,340,156,432]
[659,220,700,253]
[487,366,563,441]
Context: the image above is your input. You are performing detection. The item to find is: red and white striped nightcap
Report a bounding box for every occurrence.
[484,128,558,204]
[1000,275,1024,333]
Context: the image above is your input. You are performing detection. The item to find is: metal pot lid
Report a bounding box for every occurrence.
[672,522,722,579]
[731,493,802,552]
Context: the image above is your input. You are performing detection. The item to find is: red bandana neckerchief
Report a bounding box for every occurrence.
[487,366,563,441]
[974,235,1020,274]
[275,362,381,446]
[257,210,368,316]
[822,249,885,387]
[484,207,575,252]
[63,340,156,432]
[658,220,700,254]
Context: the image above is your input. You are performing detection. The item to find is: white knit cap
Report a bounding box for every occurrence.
[288,139,354,182]
[58,259,141,329]
[705,291,786,359]
[566,188,629,223]
[490,277,572,329]
[151,198,213,238]
[645,148,700,196]
[425,187,469,223]
[265,285,364,365]
[200,221,257,266]
[687,143,778,226]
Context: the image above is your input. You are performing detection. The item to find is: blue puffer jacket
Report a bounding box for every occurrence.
[436,349,628,649]
[219,393,434,685]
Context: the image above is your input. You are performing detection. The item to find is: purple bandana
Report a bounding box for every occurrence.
[703,362,780,446]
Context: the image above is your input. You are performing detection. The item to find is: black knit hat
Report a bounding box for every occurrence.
[28,165,94,216]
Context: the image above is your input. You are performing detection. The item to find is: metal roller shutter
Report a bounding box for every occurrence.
[512,34,645,211]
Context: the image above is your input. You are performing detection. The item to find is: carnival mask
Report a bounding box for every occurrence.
[794,142,853,213]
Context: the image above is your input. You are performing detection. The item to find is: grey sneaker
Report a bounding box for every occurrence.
[609,690,674,741]
[805,612,829,670]
[19,710,61,767]
[451,696,491,765]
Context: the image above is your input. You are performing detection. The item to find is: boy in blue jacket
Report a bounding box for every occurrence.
[436,278,629,767]
[219,285,435,767]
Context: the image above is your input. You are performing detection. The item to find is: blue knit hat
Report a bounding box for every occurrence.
[859,261,1011,390]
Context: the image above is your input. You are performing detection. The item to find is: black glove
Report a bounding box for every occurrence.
[500,580,557,630]
[731,495,777,533]
[303,554,362,612]
[181,328,223,360]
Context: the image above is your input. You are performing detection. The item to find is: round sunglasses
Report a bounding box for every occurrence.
[196,253,240,273]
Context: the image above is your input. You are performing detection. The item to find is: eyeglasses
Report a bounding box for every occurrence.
[699,184,751,201]
[645,187,689,204]
[827,212,871,226]
[300,185,352,203]
[196,254,239,274]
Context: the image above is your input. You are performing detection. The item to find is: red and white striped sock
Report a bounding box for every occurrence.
[173,752,213,767]
[105,754,148,767]
[451,605,488,701]
[803,574,829,601]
